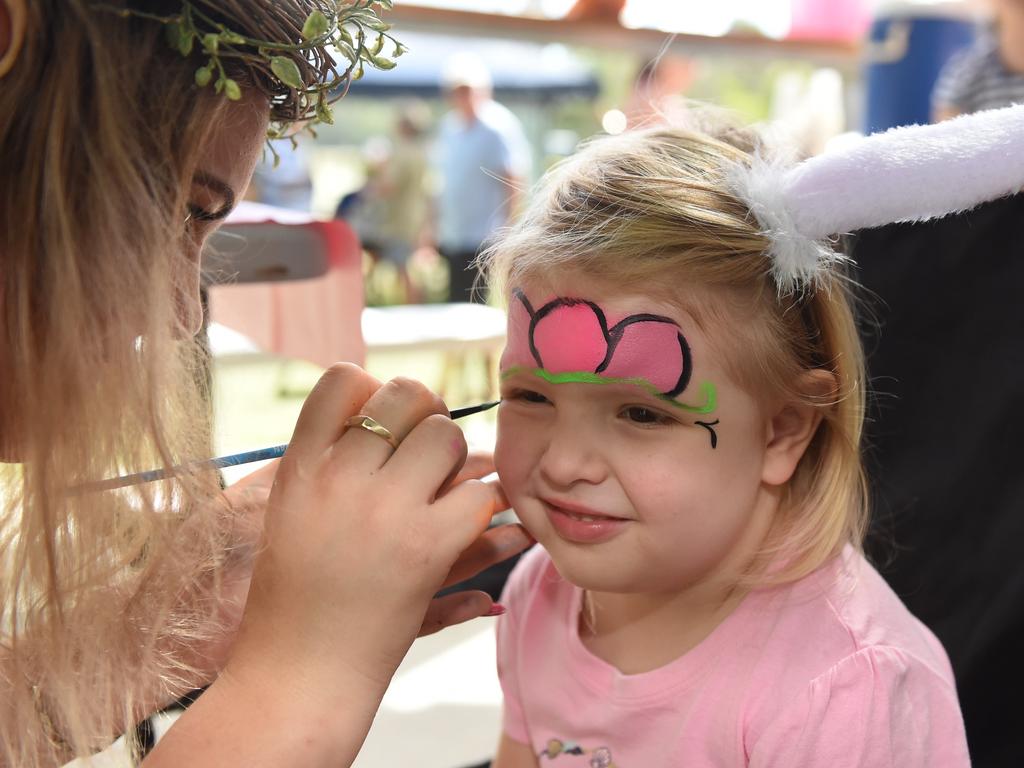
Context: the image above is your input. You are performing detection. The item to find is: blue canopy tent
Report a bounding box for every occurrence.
[342,31,600,102]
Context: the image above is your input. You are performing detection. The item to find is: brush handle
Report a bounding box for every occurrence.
[83,401,500,492]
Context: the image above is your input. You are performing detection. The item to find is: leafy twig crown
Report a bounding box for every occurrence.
[98,1,405,137]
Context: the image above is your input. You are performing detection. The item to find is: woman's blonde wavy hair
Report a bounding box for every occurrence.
[0,1,333,765]
[482,116,869,591]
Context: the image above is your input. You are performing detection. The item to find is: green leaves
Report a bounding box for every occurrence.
[302,9,331,41]
[348,9,391,32]
[270,56,304,90]
[337,24,355,48]
[366,52,396,71]
[165,20,194,56]
[164,20,182,50]
[151,0,402,128]
[212,75,241,100]
[180,33,194,56]
[194,65,212,87]
[316,99,335,126]
[335,39,358,64]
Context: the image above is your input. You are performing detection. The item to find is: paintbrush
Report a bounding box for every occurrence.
[83,400,501,493]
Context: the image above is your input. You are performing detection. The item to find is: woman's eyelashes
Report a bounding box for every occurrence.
[187,202,220,223]
[184,204,214,240]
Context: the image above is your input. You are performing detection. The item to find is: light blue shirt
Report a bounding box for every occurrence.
[436,101,529,252]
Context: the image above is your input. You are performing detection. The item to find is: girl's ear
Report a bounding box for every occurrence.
[0,0,26,79]
[761,370,835,487]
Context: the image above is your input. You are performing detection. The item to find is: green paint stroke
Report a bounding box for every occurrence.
[501,367,718,415]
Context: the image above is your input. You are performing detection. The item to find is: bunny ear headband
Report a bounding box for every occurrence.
[729,103,1024,295]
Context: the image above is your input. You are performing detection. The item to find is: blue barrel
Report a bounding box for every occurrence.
[864,4,977,133]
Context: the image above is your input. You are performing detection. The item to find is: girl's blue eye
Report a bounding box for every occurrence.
[621,406,674,426]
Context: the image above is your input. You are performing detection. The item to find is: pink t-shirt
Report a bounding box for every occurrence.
[496,545,970,767]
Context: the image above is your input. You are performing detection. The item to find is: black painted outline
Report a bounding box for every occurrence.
[527,295,609,371]
[695,419,720,450]
[600,315,692,397]
[511,289,693,399]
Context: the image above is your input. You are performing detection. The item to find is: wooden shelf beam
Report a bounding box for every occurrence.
[384,5,862,69]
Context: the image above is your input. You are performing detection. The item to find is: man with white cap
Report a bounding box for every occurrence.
[435,52,531,303]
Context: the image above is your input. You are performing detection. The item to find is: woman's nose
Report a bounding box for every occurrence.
[537,419,608,488]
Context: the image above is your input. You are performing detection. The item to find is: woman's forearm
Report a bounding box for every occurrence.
[144,663,388,768]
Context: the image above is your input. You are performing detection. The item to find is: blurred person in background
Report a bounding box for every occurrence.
[623,55,695,129]
[343,102,433,303]
[933,0,1024,120]
[434,53,531,304]
[247,134,314,211]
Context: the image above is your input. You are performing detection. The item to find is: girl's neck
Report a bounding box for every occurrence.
[579,579,746,675]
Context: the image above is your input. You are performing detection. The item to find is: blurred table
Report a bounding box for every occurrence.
[362,303,506,354]
[362,303,507,399]
[205,203,508,398]
[205,201,366,368]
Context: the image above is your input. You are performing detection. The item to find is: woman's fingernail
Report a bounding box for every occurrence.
[485,603,506,617]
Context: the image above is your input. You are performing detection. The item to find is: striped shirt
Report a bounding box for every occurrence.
[932,34,1024,115]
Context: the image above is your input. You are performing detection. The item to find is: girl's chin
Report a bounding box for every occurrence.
[541,545,634,593]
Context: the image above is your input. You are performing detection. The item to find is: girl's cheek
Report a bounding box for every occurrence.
[494,435,518,482]
[493,426,512,477]
[495,418,532,487]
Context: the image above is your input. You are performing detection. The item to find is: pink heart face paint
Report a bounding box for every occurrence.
[501,289,716,414]
[494,284,775,598]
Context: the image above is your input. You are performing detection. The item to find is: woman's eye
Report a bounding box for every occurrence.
[621,406,674,426]
[184,204,206,236]
[187,201,223,224]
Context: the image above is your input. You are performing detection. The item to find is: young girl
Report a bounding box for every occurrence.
[484,121,970,766]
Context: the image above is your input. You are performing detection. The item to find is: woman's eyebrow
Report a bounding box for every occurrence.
[190,171,236,221]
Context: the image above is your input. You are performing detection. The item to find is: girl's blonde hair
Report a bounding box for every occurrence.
[0,1,330,764]
[482,117,868,589]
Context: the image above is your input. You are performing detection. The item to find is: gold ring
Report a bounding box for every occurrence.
[344,414,400,450]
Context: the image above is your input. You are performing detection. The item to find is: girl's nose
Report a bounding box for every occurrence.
[537,420,609,489]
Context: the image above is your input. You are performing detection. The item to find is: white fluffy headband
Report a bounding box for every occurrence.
[728,103,1024,294]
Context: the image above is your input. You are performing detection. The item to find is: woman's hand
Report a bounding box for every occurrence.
[231,364,515,681]
[207,451,528,671]
[418,451,532,635]
[149,364,528,767]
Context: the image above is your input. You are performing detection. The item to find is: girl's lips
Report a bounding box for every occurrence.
[542,499,630,544]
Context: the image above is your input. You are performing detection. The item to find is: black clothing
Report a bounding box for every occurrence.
[852,194,1024,768]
